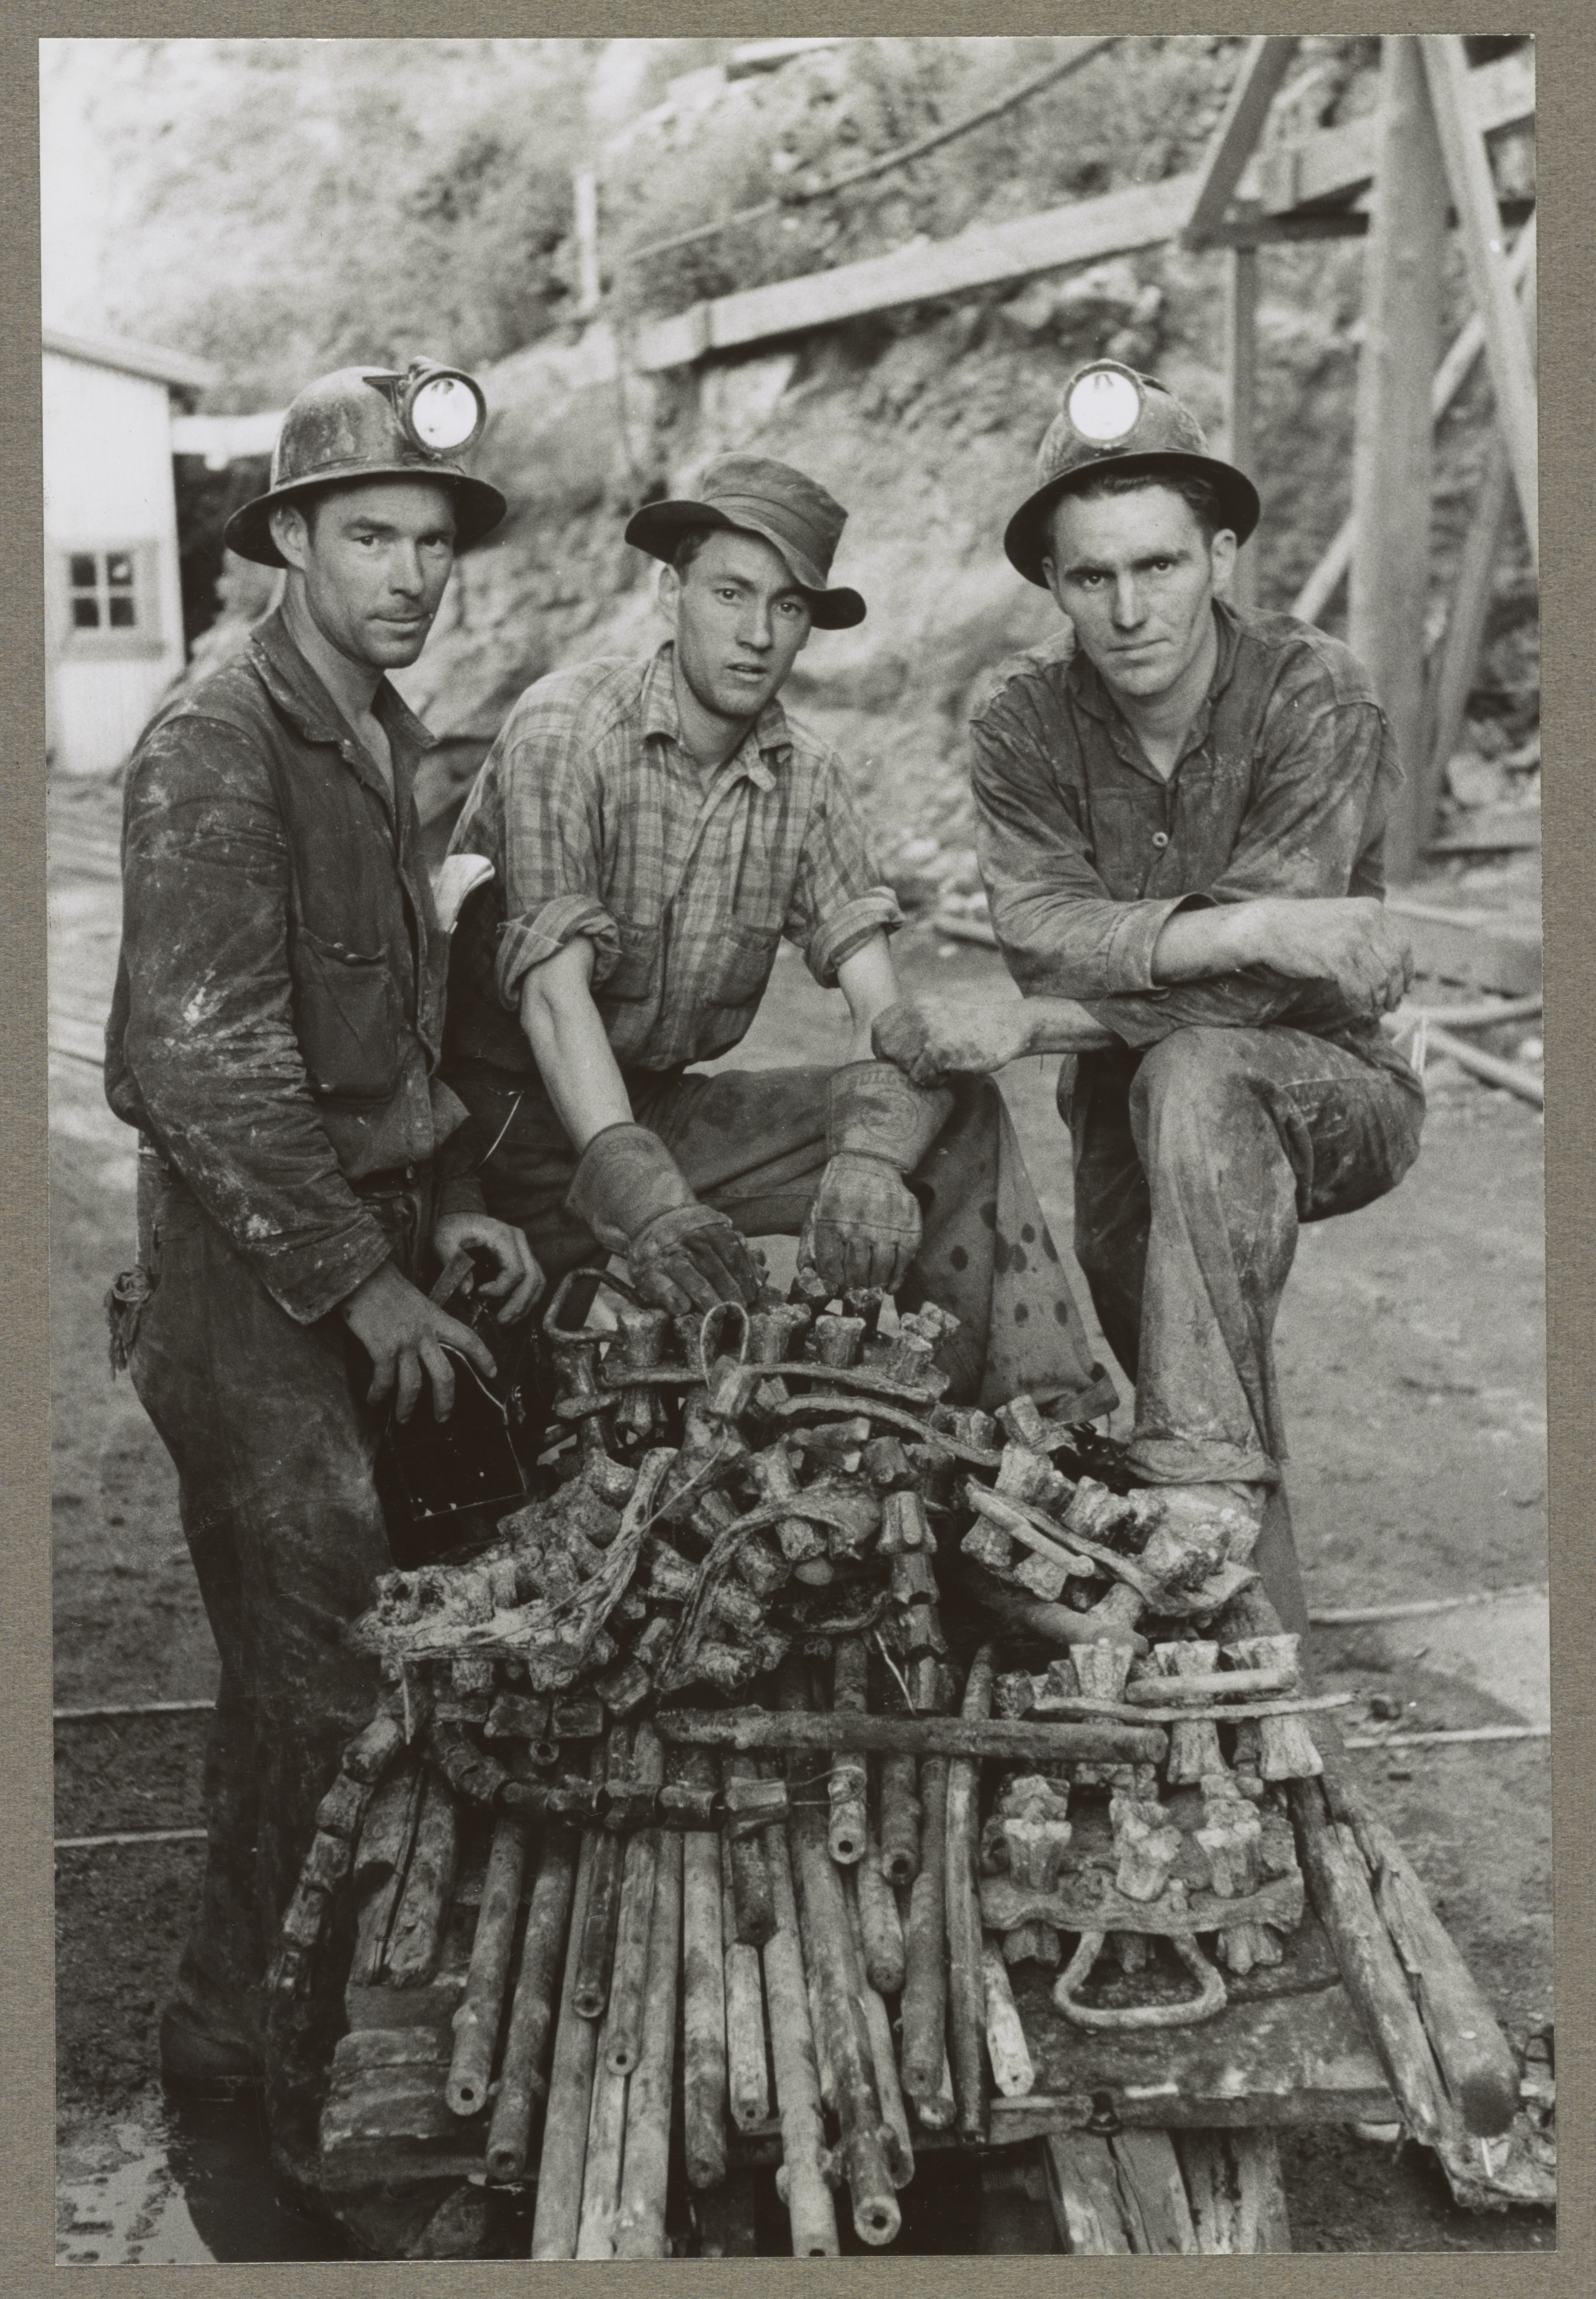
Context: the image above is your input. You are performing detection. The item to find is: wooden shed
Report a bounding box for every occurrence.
[42,327,218,778]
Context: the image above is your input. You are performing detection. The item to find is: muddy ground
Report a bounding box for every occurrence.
[49,777,1553,2260]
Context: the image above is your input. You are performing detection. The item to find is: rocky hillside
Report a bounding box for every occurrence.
[163,36,1540,898]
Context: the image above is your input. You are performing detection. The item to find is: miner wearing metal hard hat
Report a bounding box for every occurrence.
[104,360,541,2137]
[873,360,1426,1645]
[439,453,1115,1431]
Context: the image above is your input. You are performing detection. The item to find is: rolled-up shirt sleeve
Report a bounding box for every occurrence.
[1078,698,1398,1045]
[118,717,391,1324]
[971,695,1188,1000]
[478,690,624,1006]
[786,755,903,987]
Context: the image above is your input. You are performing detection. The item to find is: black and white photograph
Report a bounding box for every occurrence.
[41,31,1554,2262]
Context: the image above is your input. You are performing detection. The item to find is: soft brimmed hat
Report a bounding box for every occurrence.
[223,360,507,569]
[625,454,866,629]
[1004,360,1260,586]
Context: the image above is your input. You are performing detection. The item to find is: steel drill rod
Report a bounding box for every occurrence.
[879,1749,922,1885]
[945,1645,993,2142]
[763,1824,840,2255]
[828,1636,869,1865]
[603,1722,665,2074]
[900,1753,950,2116]
[722,1749,777,1944]
[529,1829,601,2258]
[447,1810,530,2117]
[679,1751,728,2190]
[613,1828,683,2258]
[572,1723,631,2020]
[843,1866,914,2188]
[857,1801,906,1995]
[721,1835,771,2129]
[485,1822,578,2184]
[658,1711,1166,1763]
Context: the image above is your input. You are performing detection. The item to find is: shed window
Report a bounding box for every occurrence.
[59,545,161,657]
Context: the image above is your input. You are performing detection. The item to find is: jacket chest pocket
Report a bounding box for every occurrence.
[705,919,782,1010]
[601,915,665,1004]
[292,927,405,1101]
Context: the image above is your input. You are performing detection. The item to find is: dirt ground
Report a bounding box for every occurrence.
[49,777,1553,2260]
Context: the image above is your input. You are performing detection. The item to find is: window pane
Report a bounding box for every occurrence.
[73,598,100,628]
[69,554,97,589]
[106,554,134,587]
[108,596,136,628]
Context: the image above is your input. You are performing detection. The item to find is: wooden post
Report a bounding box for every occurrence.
[1418,35,1538,565]
[574,169,601,316]
[1417,243,1536,851]
[1224,243,1260,610]
[1348,35,1449,884]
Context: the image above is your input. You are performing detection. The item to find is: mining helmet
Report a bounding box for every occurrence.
[222,357,508,568]
[1003,359,1259,587]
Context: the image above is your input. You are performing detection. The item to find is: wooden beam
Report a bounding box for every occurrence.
[633,51,1531,373]
[635,177,1195,370]
[1290,217,1535,626]
[1348,37,1449,884]
[1224,244,1260,610]
[1419,34,1539,567]
[1385,897,1541,997]
[1256,45,1533,217]
[1415,241,1536,854]
[1182,35,1297,248]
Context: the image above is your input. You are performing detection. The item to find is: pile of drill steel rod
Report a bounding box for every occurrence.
[266,1274,1541,2253]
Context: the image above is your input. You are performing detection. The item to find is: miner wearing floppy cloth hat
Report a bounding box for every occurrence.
[441,452,1116,1432]
[103,357,539,2134]
[872,359,1426,1649]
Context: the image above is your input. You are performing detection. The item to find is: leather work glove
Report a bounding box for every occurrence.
[566,1123,761,1314]
[799,1060,954,1296]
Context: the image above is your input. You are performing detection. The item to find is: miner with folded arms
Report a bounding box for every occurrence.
[442,453,1117,1451]
[873,362,1424,1640]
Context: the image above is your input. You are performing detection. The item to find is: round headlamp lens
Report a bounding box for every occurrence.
[408,374,483,453]
[1067,365,1142,445]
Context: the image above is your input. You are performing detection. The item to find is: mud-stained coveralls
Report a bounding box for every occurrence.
[444,639,1117,1420]
[105,608,484,2107]
[971,599,1425,1497]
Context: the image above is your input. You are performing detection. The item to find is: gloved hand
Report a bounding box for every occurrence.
[566,1123,760,1313]
[799,1061,954,1295]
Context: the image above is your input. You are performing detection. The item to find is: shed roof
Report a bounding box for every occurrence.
[42,326,219,393]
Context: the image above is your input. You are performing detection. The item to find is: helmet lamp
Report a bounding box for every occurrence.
[401,364,487,455]
[1065,362,1144,447]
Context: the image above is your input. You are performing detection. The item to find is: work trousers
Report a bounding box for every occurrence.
[1065,1026,1425,1490]
[450,1058,1119,1423]
[122,1146,424,2140]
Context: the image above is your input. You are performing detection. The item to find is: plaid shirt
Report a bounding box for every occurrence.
[971,599,1413,1069]
[448,641,901,1073]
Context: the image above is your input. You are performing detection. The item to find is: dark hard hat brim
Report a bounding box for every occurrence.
[625,497,866,630]
[1004,451,1260,586]
[222,466,508,569]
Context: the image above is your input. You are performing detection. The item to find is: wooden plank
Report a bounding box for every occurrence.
[1256,45,1534,216]
[1042,2133,1134,2253]
[1225,244,1260,610]
[635,51,1530,373]
[1348,36,1449,884]
[1386,897,1541,997]
[1110,2129,1198,2252]
[1420,35,1539,569]
[635,176,1196,369]
[1419,433,1514,847]
[1182,36,1298,247]
[1177,2129,1292,2252]
[1426,807,1540,857]
[1290,217,1535,628]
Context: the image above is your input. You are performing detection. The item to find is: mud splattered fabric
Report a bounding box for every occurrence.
[970,597,1412,1078]
[448,1057,1118,1422]
[106,607,481,1329]
[1067,1028,1423,1487]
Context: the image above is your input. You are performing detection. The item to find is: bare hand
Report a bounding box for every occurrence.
[339,1257,497,1423]
[431,1211,545,1324]
[1251,897,1413,1015]
[871,997,1035,1086]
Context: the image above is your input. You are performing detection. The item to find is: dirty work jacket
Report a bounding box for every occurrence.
[106,607,480,1327]
[970,599,1414,1082]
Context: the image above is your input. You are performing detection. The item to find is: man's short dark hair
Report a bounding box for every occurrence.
[1050,469,1228,549]
[670,525,718,575]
